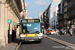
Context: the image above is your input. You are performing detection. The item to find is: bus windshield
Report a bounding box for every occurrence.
[21,23,41,33]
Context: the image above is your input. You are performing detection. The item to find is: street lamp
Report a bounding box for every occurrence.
[8,19,12,43]
[14,22,17,29]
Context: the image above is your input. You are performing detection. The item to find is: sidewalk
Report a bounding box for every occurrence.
[1,43,18,50]
[0,39,3,50]
[1,38,20,50]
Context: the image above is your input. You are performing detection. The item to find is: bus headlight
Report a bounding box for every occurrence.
[20,34,25,37]
[38,33,43,36]
[39,36,42,39]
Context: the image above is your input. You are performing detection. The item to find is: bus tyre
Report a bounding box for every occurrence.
[50,33,51,35]
[38,39,42,43]
[38,40,42,43]
[18,40,21,44]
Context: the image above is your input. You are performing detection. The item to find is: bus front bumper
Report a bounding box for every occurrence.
[20,36,43,42]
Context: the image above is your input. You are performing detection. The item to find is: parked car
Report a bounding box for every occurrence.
[46,29,56,35]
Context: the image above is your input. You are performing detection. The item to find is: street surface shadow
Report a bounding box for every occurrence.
[11,38,41,45]
[12,38,20,43]
[20,41,41,45]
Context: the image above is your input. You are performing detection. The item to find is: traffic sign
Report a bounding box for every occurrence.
[8,20,12,24]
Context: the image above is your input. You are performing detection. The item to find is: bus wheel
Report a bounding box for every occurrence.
[38,41,42,43]
[50,33,51,35]
[38,40,42,43]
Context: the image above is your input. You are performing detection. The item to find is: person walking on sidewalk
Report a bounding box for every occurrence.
[70,28,73,36]
[12,29,16,41]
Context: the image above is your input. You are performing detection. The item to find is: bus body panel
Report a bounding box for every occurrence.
[19,19,43,42]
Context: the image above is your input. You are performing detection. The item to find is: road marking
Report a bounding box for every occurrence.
[16,42,21,50]
[43,35,75,50]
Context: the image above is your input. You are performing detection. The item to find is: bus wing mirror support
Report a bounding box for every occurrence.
[17,24,20,28]
[17,25,18,28]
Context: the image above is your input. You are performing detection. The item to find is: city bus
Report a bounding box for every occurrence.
[17,19,43,43]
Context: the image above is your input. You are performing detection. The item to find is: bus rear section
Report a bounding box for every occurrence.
[19,19,43,42]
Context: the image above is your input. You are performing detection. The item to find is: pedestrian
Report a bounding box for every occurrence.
[55,29,58,35]
[8,30,11,43]
[42,28,44,34]
[70,28,73,36]
[12,30,14,41]
[59,29,63,35]
[44,29,46,34]
[14,29,16,39]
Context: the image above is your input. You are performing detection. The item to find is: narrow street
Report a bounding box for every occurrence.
[18,37,72,50]
[0,0,75,50]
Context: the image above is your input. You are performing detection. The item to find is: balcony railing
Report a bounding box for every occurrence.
[71,11,75,16]
[64,8,67,12]
[58,3,61,8]
[63,0,67,2]
[68,15,75,20]
[67,0,75,9]
[58,19,63,22]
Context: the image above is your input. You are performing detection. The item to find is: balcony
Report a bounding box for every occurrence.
[64,8,67,13]
[71,11,75,16]
[64,1,67,7]
[67,0,71,2]
[64,17,67,20]
[67,0,75,9]
[63,0,67,2]
[58,17,64,22]
[58,19,63,22]
[58,3,61,8]
[58,13,63,16]
[68,15,75,20]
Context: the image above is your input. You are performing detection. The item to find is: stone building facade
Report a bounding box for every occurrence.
[0,0,24,46]
[67,0,75,28]
[49,7,58,29]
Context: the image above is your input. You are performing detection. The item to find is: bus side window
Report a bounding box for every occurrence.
[19,25,22,33]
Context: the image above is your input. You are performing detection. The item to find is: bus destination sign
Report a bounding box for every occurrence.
[21,19,40,23]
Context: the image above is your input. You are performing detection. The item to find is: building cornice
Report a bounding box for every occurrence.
[6,0,21,19]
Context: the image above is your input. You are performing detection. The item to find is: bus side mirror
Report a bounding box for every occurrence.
[17,23,20,28]
[17,25,18,28]
[17,24,20,28]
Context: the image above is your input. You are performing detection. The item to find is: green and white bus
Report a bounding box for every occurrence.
[17,19,43,42]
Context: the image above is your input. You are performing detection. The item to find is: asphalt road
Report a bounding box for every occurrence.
[18,37,72,50]
[48,34,75,44]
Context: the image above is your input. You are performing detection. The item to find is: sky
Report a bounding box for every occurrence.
[25,0,61,18]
